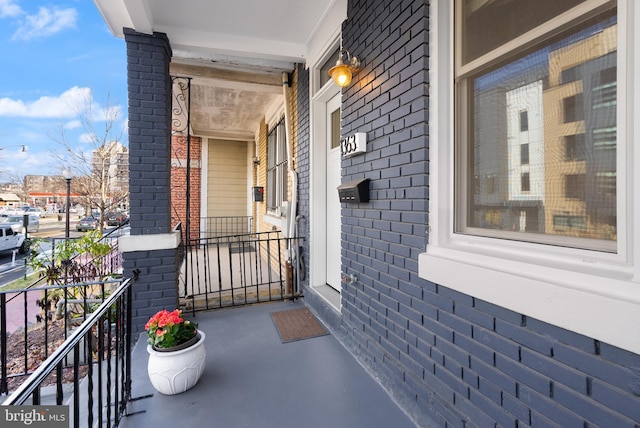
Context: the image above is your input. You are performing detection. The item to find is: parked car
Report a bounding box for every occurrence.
[26,207,45,217]
[0,225,26,254]
[76,217,99,232]
[1,214,40,233]
[106,211,129,226]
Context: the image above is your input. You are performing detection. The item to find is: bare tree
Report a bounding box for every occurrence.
[6,174,31,205]
[49,94,128,233]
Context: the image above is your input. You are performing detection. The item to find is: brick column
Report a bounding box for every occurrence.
[121,29,180,333]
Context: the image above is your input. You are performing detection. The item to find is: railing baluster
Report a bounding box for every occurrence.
[114,301,121,427]
[32,386,39,404]
[73,344,79,428]
[22,292,28,376]
[1,293,7,394]
[87,327,94,428]
[56,363,63,405]
[106,304,112,428]
[44,289,49,360]
[98,311,104,428]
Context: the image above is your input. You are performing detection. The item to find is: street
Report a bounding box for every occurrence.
[0,216,88,334]
[0,215,85,288]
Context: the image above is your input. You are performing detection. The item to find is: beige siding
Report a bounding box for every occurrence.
[207,139,248,217]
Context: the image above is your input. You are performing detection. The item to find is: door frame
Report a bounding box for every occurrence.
[325,93,342,292]
[310,75,341,307]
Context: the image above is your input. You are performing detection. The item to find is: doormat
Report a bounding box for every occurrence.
[270,307,329,343]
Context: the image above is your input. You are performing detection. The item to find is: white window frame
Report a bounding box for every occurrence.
[266,115,288,216]
[419,0,640,354]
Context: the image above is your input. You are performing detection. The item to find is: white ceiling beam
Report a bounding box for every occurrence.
[192,129,256,142]
[170,63,284,90]
[161,26,308,63]
[122,0,154,34]
[93,0,132,38]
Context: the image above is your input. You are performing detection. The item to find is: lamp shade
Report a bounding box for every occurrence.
[62,168,73,180]
[328,50,360,88]
[329,63,353,87]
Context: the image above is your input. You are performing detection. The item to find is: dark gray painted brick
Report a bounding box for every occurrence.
[468,388,516,427]
[495,353,551,396]
[554,341,636,393]
[473,325,521,361]
[553,382,634,427]
[453,301,494,331]
[495,318,553,356]
[438,311,473,337]
[590,378,640,422]
[519,384,584,427]
[519,347,587,394]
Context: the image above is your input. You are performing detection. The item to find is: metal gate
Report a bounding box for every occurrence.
[180,232,296,313]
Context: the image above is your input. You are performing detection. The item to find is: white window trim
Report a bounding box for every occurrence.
[262,104,286,226]
[419,0,640,354]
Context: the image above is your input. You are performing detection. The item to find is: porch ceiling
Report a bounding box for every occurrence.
[94,0,338,140]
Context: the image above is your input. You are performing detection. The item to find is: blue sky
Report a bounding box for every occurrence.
[0,0,127,180]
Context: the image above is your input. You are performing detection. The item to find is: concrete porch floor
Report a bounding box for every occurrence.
[120,300,417,428]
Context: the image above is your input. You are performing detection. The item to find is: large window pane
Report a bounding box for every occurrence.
[460,0,585,65]
[460,9,617,250]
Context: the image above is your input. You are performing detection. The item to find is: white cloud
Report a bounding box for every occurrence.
[11,7,77,41]
[0,0,22,18]
[64,119,82,130]
[79,133,96,144]
[94,105,122,123]
[0,86,91,118]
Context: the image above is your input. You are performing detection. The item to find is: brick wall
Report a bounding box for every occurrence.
[124,29,180,333]
[295,64,310,272]
[171,135,202,243]
[334,0,640,426]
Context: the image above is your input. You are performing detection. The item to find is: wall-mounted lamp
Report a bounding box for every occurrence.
[328,49,360,87]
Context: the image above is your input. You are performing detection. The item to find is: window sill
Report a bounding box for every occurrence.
[263,214,284,229]
[418,246,640,354]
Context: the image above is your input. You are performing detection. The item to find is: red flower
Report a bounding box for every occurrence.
[145,309,197,349]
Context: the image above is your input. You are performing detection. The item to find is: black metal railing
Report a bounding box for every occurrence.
[0,279,124,395]
[200,216,252,239]
[182,231,299,313]
[2,278,133,428]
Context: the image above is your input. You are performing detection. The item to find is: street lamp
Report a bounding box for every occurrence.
[62,168,73,239]
[0,145,27,152]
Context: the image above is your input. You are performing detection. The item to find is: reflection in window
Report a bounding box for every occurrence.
[521,144,530,165]
[565,174,585,200]
[553,215,586,230]
[593,67,617,109]
[520,111,529,132]
[521,172,531,192]
[458,3,617,249]
[563,93,584,123]
[565,134,586,161]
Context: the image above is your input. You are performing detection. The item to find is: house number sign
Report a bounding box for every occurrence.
[341,132,367,158]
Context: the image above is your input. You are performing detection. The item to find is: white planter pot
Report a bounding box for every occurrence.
[147,331,206,395]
